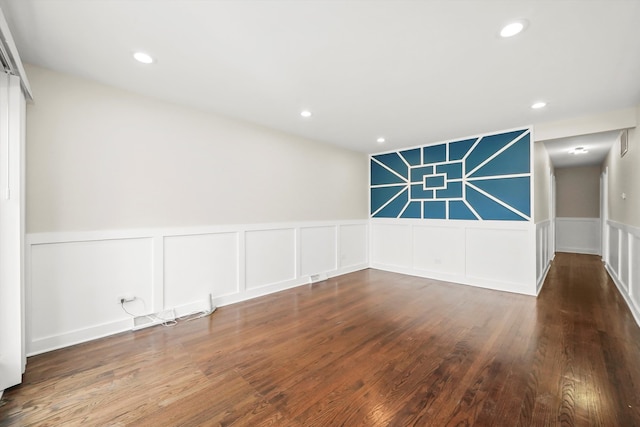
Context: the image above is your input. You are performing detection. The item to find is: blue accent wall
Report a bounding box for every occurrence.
[370,128,531,221]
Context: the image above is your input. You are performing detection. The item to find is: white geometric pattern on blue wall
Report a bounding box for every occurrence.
[370,128,531,221]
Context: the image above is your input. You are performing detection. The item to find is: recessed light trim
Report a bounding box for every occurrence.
[133,52,154,64]
[500,20,526,38]
[300,110,312,118]
[377,137,386,144]
[531,101,547,109]
[568,146,589,155]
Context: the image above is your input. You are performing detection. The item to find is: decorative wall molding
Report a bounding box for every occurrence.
[555,217,601,255]
[535,220,554,294]
[604,220,640,327]
[370,218,537,296]
[26,220,369,355]
[371,128,532,221]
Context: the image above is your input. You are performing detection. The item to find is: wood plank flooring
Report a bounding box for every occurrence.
[2,253,640,426]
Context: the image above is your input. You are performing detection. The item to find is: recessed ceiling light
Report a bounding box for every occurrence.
[531,101,547,109]
[133,52,154,64]
[569,146,589,155]
[500,21,526,38]
[377,137,386,144]
[300,110,312,118]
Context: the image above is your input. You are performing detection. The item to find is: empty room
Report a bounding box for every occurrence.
[1,1,640,425]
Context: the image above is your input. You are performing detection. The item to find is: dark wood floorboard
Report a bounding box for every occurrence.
[2,253,640,426]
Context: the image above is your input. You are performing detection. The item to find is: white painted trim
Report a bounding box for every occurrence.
[555,217,601,255]
[605,263,640,328]
[370,218,537,296]
[535,219,553,294]
[607,219,640,237]
[26,220,369,355]
[603,220,640,328]
[28,318,133,356]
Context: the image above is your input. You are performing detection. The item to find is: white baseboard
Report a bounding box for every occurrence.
[536,259,552,295]
[28,318,133,356]
[556,247,599,255]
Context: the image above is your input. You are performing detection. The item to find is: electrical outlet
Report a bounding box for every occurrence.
[117,295,136,304]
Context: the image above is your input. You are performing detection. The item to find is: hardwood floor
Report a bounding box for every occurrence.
[2,253,640,426]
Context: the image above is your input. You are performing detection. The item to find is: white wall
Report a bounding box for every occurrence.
[27,220,368,355]
[25,64,368,233]
[370,219,537,295]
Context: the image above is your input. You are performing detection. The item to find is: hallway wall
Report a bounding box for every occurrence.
[602,104,640,326]
[554,165,601,255]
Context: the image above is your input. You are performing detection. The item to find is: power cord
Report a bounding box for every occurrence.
[119,298,215,328]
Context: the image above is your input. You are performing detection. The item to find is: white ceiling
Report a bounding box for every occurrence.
[542,130,620,169]
[1,0,640,154]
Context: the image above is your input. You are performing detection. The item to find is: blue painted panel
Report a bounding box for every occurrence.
[436,181,463,198]
[425,175,445,188]
[436,162,463,179]
[400,201,422,218]
[371,161,405,185]
[410,184,434,200]
[372,152,408,179]
[470,177,530,216]
[399,148,422,166]
[375,189,409,217]
[410,166,434,182]
[465,186,524,220]
[470,135,530,178]
[449,201,477,220]
[371,185,405,213]
[423,201,446,219]
[449,138,477,161]
[465,129,527,174]
[370,128,531,221]
[423,144,447,164]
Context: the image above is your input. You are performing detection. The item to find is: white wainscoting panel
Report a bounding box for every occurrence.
[604,220,640,327]
[609,228,620,278]
[466,228,533,294]
[339,224,368,269]
[371,223,412,269]
[29,238,153,354]
[631,233,640,309]
[245,228,296,290]
[620,231,629,288]
[164,232,239,309]
[370,219,536,296]
[412,225,465,276]
[555,217,600,255]
[27,220,368,355]
[300,226,336,276]
[535,220,554,294]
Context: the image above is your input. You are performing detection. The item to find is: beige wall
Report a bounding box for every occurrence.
[25,65,368,233]
[555,165,601,218]
[533,140,553,222]
[603,105,640,228]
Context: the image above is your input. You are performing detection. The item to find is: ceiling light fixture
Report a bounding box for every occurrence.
[531,101,547,109]
[133,52,154,64]
[377,137,386,144]
[568,146,589,155]
[300,110,312,118]
[500,21,526,38]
